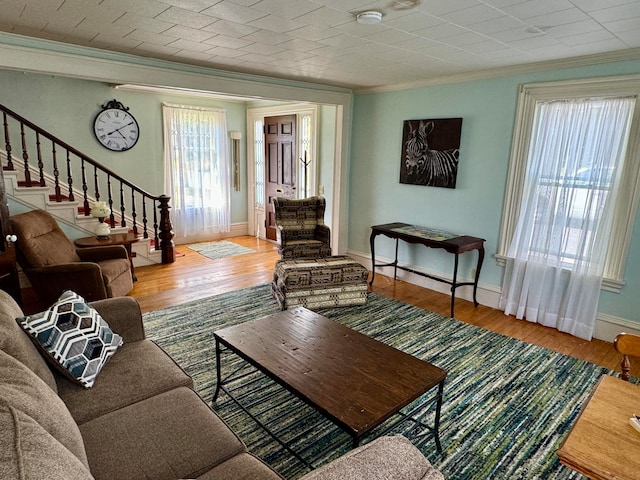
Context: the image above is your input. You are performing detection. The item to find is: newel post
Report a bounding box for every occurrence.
[158,194,175,264]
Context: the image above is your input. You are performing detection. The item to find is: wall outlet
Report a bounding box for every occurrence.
[319,185,325,194]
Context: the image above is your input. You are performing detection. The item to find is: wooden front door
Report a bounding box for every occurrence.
[265,114,297,241]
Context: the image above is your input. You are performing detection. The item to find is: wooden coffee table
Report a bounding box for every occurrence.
[213,306,447,459]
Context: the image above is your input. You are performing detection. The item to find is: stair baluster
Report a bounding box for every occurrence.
[65,149,74,201]
[19,123,32,186]
[3,112,14,170]
[81,158,90,214]
[130,189,138,236]
[35,132,45,187]
[51,142,62,202]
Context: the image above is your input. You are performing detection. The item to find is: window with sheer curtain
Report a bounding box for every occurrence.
[497,77,640,340]
[162,103,230,239]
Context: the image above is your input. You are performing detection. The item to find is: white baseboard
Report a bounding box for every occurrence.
[173,222,249,245]
[347,249,640,343]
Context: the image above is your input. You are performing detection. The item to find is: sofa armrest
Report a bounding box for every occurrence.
[298,435,443,480]
[89,297,145,342]
[76,245,128,262]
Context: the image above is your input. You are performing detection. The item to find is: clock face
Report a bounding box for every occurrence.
[93,108,140,152]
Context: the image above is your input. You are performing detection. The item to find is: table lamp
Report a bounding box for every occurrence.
[91,201,111,239]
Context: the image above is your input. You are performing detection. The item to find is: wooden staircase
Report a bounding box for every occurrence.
[0,103,175,266]
[2,164,160,267]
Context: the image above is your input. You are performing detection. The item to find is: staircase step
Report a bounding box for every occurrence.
[18,180,45,187]
[49,194,72,202]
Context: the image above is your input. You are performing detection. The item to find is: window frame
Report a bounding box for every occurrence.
[497,75,640,292]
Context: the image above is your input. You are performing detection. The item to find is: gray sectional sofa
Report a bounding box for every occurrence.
[0,289,444,480]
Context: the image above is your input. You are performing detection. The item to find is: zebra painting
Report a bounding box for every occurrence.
[399,118,463,188]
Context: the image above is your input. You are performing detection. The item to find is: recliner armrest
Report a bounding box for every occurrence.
[26,263,108,306]
[76,245,129,262]
[89,296,145,342]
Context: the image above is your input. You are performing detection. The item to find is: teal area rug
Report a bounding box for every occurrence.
[186,240,256,260]
[143,284,611,479]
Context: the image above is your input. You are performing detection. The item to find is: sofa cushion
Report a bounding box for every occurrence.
[0,402,93,480]
[80,387,246,480]
[17,290,123,388]
[0,350,89,468]
[298,435,444,480]
[195,453,283,480]
[57,339,193,424]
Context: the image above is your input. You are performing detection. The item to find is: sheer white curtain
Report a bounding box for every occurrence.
[500,97,634,340]
[163,104,230,239]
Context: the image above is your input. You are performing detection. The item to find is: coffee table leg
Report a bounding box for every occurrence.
[212,337,222,403]
[434,380,444,454]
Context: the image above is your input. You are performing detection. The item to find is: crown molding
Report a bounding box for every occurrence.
[0,32,352,106]
[354,48,640,95]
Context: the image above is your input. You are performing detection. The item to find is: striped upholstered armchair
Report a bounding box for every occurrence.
[273,196,332,259]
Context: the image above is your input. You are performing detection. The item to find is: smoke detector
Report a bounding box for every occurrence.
[356,11,383,25]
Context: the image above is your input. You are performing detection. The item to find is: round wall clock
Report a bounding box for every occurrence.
[93,99,140,152]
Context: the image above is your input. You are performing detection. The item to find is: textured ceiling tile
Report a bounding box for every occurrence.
[167,37,214,52]
[252,0,320,19]
[241,28,292,45]
[201,2,268,24]
[164,24,216,42]
[201,19,259,37]
[155,6,217,29]
[100,0,170,17]
[440,4,506,26]
[247,14,307,33]
[293,6,354,28]
[125,29,178,45]
[114,12,175,34]
[203,34,253,49]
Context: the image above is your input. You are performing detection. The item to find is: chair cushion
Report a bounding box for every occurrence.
[16,290,123,389]
[10,209,81,268]
[0,290,57,391]
[80,387,246,480]
[57,338,194,424]
[0,349,89,468]
[0,402,93,480]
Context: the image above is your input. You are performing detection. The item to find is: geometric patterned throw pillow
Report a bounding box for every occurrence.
[16,290,123,388]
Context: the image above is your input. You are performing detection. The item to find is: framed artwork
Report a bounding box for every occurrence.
[399,117,463,188]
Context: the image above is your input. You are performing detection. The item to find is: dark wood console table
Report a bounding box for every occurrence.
[369,222,485,317]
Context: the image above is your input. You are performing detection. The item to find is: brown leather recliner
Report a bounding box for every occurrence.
[10,209,133,307]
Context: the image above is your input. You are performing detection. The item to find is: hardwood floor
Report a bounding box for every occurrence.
[129,236,637,378]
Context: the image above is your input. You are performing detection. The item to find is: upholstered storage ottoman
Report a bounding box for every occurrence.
[272,255,369,310]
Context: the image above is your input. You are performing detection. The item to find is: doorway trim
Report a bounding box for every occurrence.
[247,103,319,240]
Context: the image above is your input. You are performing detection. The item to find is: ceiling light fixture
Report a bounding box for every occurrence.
[356,11,383,25]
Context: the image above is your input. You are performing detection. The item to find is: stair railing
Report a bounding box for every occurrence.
[0,103,175,264]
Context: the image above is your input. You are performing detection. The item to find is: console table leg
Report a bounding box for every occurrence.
[450,254,459,317]
[393,239,399,280]
[369,231,376,286]
[473,247,485,307]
